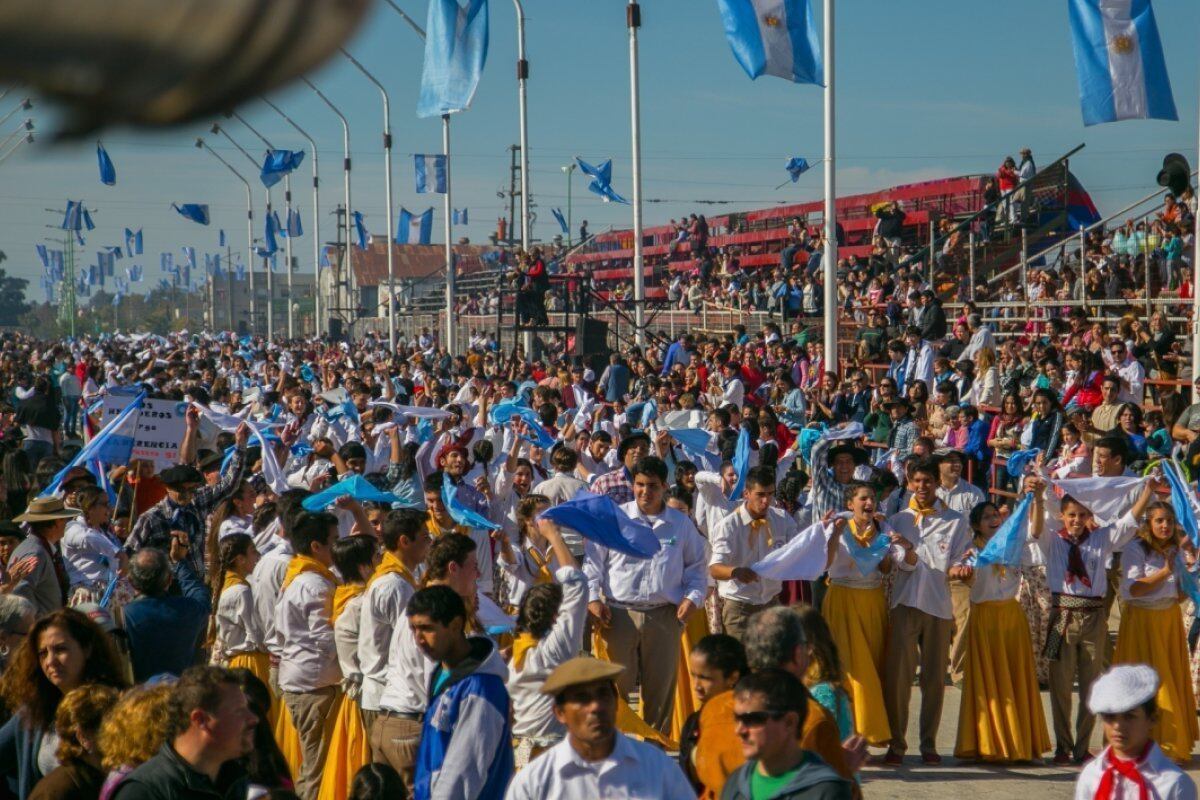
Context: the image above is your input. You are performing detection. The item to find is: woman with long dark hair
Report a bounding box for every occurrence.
[15,377,60,470]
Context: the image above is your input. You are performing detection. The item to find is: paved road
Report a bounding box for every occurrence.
[861,686,1200,798]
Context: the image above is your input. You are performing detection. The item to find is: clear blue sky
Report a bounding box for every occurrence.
[2,0,1199,297]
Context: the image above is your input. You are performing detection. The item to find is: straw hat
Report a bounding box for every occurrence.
[14,497,80,523]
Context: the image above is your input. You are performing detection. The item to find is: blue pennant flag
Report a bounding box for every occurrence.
[396,207,434,245]
[260,150,305,189]
[551,207,568,233]
[976,493,1034,570]
[538,490,661,559]
[1163,458,1200,548]
[219,229,226,247]
[841,522,893,577]
[352,211,370,250]
[1068,0,1177,126]
[414,154,448,194]
[61,201,82,231]
[286,208,303,238]
[716,0,823,85]
[263,213,279,256]
[124,228,143,256]
[40,393,146,498]
[35,244,48,268]
[442,473,501,531]
[418,0,489,119]
[301,474,402,511]
[576,157,630,205]
[82,206,95,231]
[96,142,116,185]
[730,426,751,501]
[173,203,211,225]
[785,157,811,182]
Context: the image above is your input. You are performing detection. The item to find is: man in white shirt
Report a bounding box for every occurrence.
[276,511,341,800]
[693,462,737,538]
[1108,341,1145,405]
[532,446,588,556]
[503,656,695,800]
[249,490,306,694]
[716,361,745,410]
[901,326,935,393]
[883,457,972,766]
[709,466,799,640]
[1075,665,1198,800]
[375,532,481,795]
[359,509,428,737]
[583,455,708,734]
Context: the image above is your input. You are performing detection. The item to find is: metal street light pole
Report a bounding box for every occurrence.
[195,138,255,335]
[230,112,298,340]
[513,0,530,251]
[263,99,322,338]
[212,122,275,339]
[0,132,34,166]
[561,164,575,247]
[341,48,397,351]
[626,1,645,346]
[304,79,353,339]
[0,98,32,132]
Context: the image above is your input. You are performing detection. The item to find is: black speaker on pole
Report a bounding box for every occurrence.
[574,317,610,361]
[328,318,344,341]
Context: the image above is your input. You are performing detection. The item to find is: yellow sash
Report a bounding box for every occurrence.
[368,551,418,590]
[427,518,469,538]
[748,515,773,549]
[332,583,366,624]
[511,631,539,671]
[220,570,248,596]
[281,555,338,592]
[848,518,877,546]
[525,546,554,585]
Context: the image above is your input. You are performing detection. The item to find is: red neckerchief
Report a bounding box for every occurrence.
[1094,742,1152,800]
[1057,527,1093,589]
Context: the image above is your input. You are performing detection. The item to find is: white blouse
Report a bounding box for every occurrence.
[215,581,265,659]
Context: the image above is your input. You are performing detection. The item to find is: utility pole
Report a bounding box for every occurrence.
[508,145,519,248]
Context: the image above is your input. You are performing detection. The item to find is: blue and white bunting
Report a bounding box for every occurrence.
[417,0,489,118]
[396,207,434,245]
[414,154,448,194]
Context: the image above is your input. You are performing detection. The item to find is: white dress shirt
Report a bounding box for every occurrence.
[214,581,265,659]
[498,543,561,609]
[693,471,735,538]
[275,570,341,693]
[250,540,293,658]
[358,569,419,712]
[503,731,695,800]
[1115,356,1146,404]
[62,520,121,587]
[583,502,708,609]
[1120,542,1185,606]
[888,503,972,619]
[709,505,799,605]
[508,567,588,740]
[827,521,905,589]
[378,611,437,714]
[333,592,365,683]
[1036,512,1138,598]
[217,514,254,540]
[1074,743,1197,800]
[720,377,745,409]
[900,480,985,519]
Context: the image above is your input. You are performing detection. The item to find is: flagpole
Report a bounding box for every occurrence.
[513,0,531,251]
[627,1,646,347]
[341,49,397,352]
[822,0,837,371]
[443,113,456,353]
[195,138,255,335]
[263,99,321,338]
[304,79,353,340]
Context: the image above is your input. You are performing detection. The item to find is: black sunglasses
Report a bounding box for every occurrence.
[733,709,789,727]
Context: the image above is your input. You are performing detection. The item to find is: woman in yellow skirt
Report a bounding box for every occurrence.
[820,481,902,747]
[213,534,270,685]
[954,498,1051,763]
[318,535,378,800]
[1113,498,1198,764]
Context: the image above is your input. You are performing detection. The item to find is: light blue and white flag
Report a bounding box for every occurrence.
[97,142,116,185]
[260,150,305,189]
[285,208,304,238]
[35,244,48,268]
[414,154,448,193]
[452,208,468,225]
[352,211,370,250]
[716,0,823,85]
[576,157,629,205]
[551,207,569,234]
[418,0,490,119]
[538,490,660,559]
[173,203,211,225]
[161,252,173,273]
[40,392,146,498]
[1162,458,1200,547]
[219,229,227,247]
[1067,0,1177,126]
[124,228,143,257]
[976,493,1034,571]
[730,426,751,501]
[751,519,831,580]
[785,156,810,182]
[1049,474,1145,525]
[442,473,501,531]
[396,207,434,245]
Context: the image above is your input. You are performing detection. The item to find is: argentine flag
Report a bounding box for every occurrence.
[396,207,434,245]
[717,0,822,85]
[414,154,448,194]
[1068,0,1176,126]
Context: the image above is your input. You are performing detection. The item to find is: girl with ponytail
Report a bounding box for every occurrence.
[211,533,270,690]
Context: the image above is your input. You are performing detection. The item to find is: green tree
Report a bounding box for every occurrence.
[0,268,30,326]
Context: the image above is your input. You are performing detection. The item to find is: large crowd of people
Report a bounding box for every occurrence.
[0,222,1198,800]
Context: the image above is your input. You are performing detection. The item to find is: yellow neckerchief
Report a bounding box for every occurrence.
[908,495,939,519]
[332,583,366,623]
[281,554,338,593]
[511,631,539,671]
[427,517,468,538]
[848,518,877,545]
[220,570,248,596]
[745,507,773,549]
[524,545,555,585]
[369,550,419,590]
